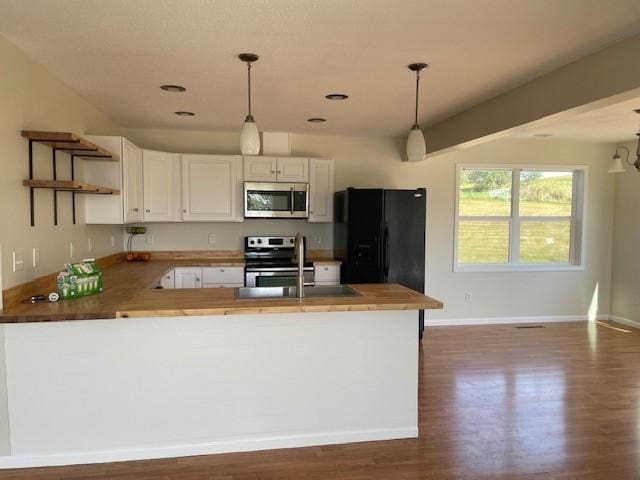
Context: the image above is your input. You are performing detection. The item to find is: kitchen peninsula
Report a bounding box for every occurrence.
[0,256,442,468]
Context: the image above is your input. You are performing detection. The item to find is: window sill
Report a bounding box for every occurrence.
[453,264,584,273]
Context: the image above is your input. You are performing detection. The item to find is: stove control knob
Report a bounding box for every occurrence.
[289,238,294,244]
[249,240,255,245]
[257,239,262,244]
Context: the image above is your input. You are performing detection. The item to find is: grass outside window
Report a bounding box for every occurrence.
[455,166,585,271]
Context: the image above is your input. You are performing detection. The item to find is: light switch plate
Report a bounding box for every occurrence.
[208,233,216,245]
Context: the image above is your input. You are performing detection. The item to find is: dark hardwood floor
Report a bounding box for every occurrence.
[2,320,640,479]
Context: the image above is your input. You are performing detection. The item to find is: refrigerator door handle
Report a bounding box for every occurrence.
[383,223,390,280]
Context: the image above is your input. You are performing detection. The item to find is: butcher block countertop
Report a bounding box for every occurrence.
[0,260,443,323]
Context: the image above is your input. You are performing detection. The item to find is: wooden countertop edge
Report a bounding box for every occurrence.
[116,301,443,319]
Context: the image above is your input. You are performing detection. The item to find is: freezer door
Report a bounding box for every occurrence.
[345,188,385,283]
[383,189,426,293]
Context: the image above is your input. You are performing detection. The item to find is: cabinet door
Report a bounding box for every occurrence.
[308,158,334,223]
[123,139,143,223]
[277,157,309,182]
[314,264,340,284]
[202,266,245,285]
[160,270,175,289]
[243,156,277,182]
[174,267,202,289]
[182,155,240,221]
[143,150,181,222]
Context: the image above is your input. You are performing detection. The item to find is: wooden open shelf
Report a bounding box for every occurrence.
[23,180,119,195]
[21,131,119,161]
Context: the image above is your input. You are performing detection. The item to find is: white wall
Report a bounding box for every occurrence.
[0,34,123,291]
[610,141,640,324]
[123,128,615,322]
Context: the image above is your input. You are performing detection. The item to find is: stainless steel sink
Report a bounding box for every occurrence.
[237,285,360,299]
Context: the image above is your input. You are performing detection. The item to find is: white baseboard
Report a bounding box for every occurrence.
[609,315,640,329]
[0,427,417,469]
[425,314,610,327]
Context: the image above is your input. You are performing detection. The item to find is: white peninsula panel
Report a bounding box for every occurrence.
[1,310,418,467]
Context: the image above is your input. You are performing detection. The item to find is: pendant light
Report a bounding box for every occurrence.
[405,63,428,162]
[239,53,260,155]
[608,109,640,174]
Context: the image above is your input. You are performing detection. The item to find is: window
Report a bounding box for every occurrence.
[455,165,586,271]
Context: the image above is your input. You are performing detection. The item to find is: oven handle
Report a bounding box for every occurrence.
[290,187,294,215]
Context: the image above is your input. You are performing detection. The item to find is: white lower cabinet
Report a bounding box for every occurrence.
[164,267,245,289]
[314,264,340,285]
[174,267,202,289]
[202,266,244,285]
[160,270,175,289]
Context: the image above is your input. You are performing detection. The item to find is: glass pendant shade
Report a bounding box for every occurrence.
[406,125,426,162]
[608,154,625,173]
[240,116,260,155]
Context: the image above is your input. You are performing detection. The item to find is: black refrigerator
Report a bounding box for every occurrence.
[334,188,427,338]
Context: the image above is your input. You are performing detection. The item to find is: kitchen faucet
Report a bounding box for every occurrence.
[294,232,305,298]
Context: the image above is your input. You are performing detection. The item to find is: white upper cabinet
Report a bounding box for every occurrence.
[277,157,309,182]
[182,154,242,222]
[243,156,309,182]
[84,136,143,224]
[123,139,144,223]
[244,156,278,182]
[143,150,181,222]
[308,158,334,223]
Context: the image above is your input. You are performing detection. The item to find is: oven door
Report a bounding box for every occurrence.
[244,182,309,218]
[245,269,315,287]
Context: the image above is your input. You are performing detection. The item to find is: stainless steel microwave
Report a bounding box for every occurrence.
[244,182,309,218]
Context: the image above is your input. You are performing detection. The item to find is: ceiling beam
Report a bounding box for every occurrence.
[424,33,640,157]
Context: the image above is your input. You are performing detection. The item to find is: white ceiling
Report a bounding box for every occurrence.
[1,0,640,137]
[512,97,640,142]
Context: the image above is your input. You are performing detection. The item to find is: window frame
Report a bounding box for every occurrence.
[453,164,588,273]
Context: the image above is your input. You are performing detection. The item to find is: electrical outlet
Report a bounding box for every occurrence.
[87,238,93,253]
[32,248,39,268]
[208,233,216,245]
[69,242,74,258]
[464,292,472,302]
[315,235,322,244]
[146,234,154,245]
[12,251,24,272]
[110,235,115,248]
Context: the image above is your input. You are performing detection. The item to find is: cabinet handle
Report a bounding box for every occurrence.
[133,208,139,212]
[145,209,150,213]
[183,209,187,213]
[220,268,225,272]
[271,170,276,174]
[196,278,200,282]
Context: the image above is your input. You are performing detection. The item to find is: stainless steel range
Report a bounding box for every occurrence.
[244,236,315,287]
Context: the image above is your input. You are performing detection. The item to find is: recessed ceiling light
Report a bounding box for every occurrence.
[325,93,349,100]
[533,133,553,138]
[160,85,186,92]
[174,111,195,116]
[307,118,327,123]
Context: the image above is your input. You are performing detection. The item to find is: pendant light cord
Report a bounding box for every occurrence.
[414,70,420,126]
[247,62,252,117]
